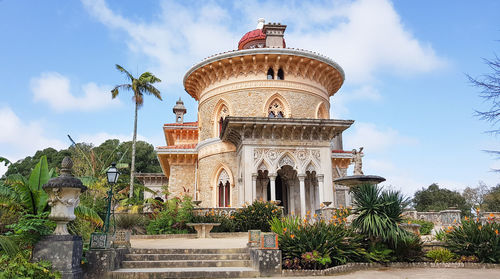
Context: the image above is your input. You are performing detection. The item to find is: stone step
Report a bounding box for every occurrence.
[130,248,248,254]
[125,253,250,261]
[122,259,252,268]
[111,267,259,279]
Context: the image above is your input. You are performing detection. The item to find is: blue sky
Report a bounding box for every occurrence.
[0,0,498,195]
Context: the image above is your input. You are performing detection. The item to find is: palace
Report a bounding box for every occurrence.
[155,19,355,217]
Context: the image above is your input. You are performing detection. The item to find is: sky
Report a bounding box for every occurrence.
[0,0,498,196]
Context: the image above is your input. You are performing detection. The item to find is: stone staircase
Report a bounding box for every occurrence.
[110,248,259,278]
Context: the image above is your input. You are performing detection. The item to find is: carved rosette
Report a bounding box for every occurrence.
[43,157,87,235]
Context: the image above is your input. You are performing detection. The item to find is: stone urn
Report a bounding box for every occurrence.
[43,157,87,235]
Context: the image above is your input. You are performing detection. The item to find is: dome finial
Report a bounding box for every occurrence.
[257,18,265,29]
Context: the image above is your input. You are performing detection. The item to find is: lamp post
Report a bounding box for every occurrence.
[104,162,120,234]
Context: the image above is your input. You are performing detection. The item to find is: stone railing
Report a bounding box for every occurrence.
[479,212,500,224]
[193,207,238,216]
[402,209,461,227]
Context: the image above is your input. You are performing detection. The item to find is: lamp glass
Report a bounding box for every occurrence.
[106,163,120,184]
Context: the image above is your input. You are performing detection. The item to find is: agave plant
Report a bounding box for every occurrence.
[351,183,409,246]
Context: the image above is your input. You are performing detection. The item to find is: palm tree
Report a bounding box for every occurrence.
[111,64,162,198]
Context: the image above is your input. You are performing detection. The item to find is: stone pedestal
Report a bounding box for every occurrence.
[33,235,83,279]
[249,248,282,276]
[83,248,128,279]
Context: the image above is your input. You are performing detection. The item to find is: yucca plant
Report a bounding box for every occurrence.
[351,183,410,246]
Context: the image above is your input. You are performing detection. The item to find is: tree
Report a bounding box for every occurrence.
[111,64,162,198]
[483,184,500,212]
[462,181,489,211]
[412,183,469,216]
[467,53,500,171]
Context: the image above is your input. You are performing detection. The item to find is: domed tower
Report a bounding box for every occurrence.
[158,19,354,216]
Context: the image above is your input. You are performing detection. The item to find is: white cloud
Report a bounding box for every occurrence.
[0,106,66,176]
[344,122,417,153]
[31,72,119,112]
[81,0,445,89]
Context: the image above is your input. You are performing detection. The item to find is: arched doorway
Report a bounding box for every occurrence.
[276,165,297,215]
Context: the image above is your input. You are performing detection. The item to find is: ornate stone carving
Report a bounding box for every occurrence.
[306,162,316,173]
[254,149,262,160]
[295,149,307,161]
[311,150,320,161]
[278,154,295,168]
[218,169,230,184]
[257,162,268,172]
[267,149,278,161]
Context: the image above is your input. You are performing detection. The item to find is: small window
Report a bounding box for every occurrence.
[219,117,224,136]
[268,101,285,118]
[267,68,274,80]
[277,68,284,80]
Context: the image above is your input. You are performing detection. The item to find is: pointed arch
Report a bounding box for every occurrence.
[212,164,234,207]
[316,102,329,119]
[263,93,291,118]
[277,152,297,169]
[213,99,231,137]
[304,160,319,174]
[267,67,274,79]
[255,159,271,173]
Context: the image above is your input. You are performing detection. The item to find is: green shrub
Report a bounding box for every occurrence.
[404,219,434,235]
[191,211,237,232]
[232,200,282,232]
[146,196,193,234]
[391,234,424,262]
[445,219,500,263]
[434,229,447,241]
[114,213,147,234]
[0,252,61,279]
[6,212,55,248]
[426,248,457,263]
[270,216,367,269]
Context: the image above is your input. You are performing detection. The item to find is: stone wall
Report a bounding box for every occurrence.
[168,164,196,199]
[198,88,328,141]
[403,209,461,228]
[197,151,238,207]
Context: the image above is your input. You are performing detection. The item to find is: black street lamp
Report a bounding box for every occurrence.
[104,162,120,234]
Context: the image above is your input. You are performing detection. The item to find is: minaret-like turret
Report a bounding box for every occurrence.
[173,97,186,123]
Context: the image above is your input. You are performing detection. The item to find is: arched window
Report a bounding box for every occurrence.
[277,68,284,80]
[217,169,230,207]
[268,100,285,118]
[316,103,328,119]
[216,104,229,137]
[267,68,274,80]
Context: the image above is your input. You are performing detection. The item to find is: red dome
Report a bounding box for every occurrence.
[238,29,266,50]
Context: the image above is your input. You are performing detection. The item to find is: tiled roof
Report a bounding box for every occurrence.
[157,143,197,150]
[163,121,198,127]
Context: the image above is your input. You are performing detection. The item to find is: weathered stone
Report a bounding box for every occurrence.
[250,248,282,276]
[84,247,128,279]
[33,235,83,279]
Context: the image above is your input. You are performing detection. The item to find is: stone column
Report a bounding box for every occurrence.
[298,174,306,217]
[268,173,277,201]
[317,174,324,205]
[252,173,258,201]
[289,180,295,215]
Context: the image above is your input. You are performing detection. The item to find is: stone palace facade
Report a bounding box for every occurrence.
[155,19,355,217]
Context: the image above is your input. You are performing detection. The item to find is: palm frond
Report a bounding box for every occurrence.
[115,64,134,81]
[0,183,20,203]
[111,84,132,98]
[75,204,104,227]
[0,235,20,256]
[139,72,161,84]
[142,83,162,100]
